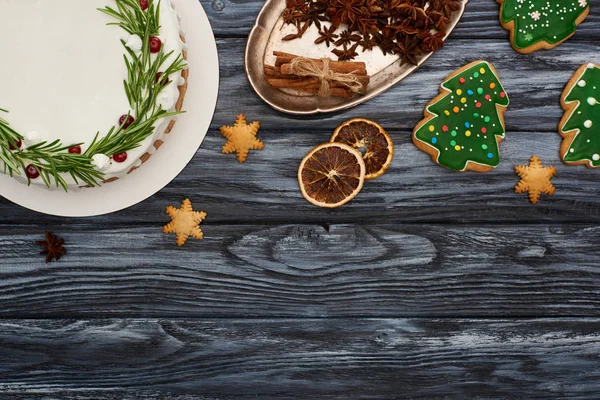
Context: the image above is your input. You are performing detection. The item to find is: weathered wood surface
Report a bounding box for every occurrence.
[1,318,599,399]
[1,0,600,398]
[1,223,600,318]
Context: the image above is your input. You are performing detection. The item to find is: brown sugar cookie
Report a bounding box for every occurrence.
[163,198,207,246]
[514,156,556,204]
[220,114,264,163]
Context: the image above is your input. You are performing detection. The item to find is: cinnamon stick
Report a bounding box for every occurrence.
[274,51,367,75]
[265,51,369,98]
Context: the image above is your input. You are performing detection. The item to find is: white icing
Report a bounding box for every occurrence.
[584,120,593,128]
[125,34,144,54]
[578,80,586,87]
[0,0,186,189]
[92,154,111,171]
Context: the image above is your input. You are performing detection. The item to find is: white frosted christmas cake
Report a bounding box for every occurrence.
[0,0,188,190]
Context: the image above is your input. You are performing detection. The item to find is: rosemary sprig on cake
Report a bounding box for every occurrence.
[0,0,186,191]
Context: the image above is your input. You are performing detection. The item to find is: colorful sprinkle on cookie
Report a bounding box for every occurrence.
[559,63,600,167]
[514,156,556,204]
[498,0,589,54]
[221,114,264,163]
[412,61,509,172]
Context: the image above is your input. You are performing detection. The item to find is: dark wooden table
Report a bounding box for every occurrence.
[2,1,600,398]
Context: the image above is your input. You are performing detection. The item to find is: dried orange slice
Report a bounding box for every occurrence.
[298,142,366,208]
[331,118,394,180]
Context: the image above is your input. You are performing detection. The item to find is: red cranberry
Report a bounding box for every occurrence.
[155,72,170,86]
[9,139,22,150]
[113,152,128,163]
[149,36,162,53]
[25,164,40,179]
[68,146,82,154]
[140,0,149,10]
[119,115,135,129]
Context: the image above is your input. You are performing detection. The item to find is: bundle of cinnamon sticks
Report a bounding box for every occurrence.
[264,51,370,99]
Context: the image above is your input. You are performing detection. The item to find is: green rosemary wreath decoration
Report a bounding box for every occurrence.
[0,0,186,191]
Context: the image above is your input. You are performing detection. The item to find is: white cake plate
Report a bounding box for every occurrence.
[0,0,219,217]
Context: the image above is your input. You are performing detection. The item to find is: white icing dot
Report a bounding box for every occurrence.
[570,149,575,153]
[578,80,587,87]
[593,154,600,161]
[588,97,597,105]
[584,120,593,128]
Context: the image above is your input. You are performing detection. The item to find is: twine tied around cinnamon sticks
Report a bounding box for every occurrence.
[286,56,365,97]
[264,52,370,99]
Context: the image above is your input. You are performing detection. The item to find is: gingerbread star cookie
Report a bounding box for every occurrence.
[220,114,264,163]
[163,198,207,246]
[514,156,556,204]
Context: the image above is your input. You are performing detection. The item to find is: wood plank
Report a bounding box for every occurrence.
[1,224,600,318]
[1,318,599,399]
[1,128,600,224]
[201,0,600,40]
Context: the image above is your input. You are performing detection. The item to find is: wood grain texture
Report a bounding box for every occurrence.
[1,223,600,318]
[1,318,599,399]
[200,0,600,40]
[2,128,600,225]
[1,2,600,398]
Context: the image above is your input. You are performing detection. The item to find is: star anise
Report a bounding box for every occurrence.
[431,0,463,17]
[36,232,67,264]
[428,10,451,31]
[391,18,421,35]
[281,8,300,26]
[359,33,377,51]
[351,16,378,35]
[335,29,362,47]
[299,1,328,30]
[394,33,421,65]
[328,0,368,27]
[315,25,338,46]
[418,31,445,52]
[374,27,397,56]
[394,3,425,21]
[332,42,360,60]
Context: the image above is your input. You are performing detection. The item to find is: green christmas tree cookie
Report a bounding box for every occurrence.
[413,61,509,172]
[560,63,600,168]
[498,0,589,54]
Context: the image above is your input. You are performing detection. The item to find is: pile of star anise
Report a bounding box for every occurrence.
[282,0,462,63]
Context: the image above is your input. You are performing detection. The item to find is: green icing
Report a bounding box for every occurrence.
[414,61,509,171]
[562,64,600,166]
[501,0,588,50]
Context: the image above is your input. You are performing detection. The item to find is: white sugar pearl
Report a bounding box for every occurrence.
[584,120,593,128]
